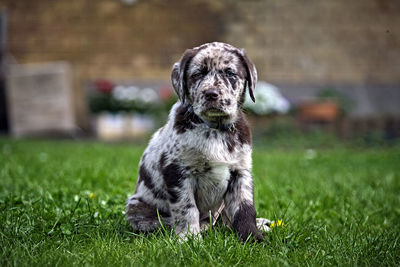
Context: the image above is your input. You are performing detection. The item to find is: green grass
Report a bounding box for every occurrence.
[1,137,399,266]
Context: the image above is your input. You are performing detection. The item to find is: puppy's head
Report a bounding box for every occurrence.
[171,42,257,125]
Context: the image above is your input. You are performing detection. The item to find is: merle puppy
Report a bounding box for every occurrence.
[126,42,270,242]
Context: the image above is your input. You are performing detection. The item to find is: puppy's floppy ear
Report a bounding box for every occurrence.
[240,49,258,103]
[171,49,197,104]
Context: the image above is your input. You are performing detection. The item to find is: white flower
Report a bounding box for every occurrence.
[38,152,48,162]
[112,85,159,105]
[305,149,317,160]
[139,88,159,104]
[112,85,139,101]
[244,81,290,115]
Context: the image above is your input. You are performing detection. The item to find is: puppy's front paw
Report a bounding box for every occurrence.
[256,218,273,232]
[176,223,202,243]
[177,230,202,243]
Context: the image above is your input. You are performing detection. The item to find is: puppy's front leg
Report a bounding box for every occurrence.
[224,169,262,242]
[168,179,200,239]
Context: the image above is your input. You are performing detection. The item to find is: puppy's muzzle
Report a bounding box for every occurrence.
[204,89,220,102]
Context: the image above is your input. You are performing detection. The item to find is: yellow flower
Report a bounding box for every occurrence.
[89,192,94,199]
[270,220,284,228]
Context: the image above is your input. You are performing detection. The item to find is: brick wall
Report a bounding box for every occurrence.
[225,0,400,85]
[1,0,225,81]
[1,0,400,85]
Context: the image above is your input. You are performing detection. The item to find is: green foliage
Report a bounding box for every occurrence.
[1,138,399,266]
[316,88,356,114]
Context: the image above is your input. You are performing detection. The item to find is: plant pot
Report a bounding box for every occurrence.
[299,101,339,122]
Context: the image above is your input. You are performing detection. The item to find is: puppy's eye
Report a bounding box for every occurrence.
[191,72,203,79]
[191,69,208,79]
[225,70,236,78]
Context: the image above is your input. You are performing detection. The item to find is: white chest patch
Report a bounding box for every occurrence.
[194,163,230,216]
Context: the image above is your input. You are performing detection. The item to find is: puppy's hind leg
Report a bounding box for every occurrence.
[126,197,171,232]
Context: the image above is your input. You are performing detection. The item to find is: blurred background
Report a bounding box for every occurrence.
[0,0,399,145]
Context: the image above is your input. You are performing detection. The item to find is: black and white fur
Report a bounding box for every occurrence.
[126,42,271,242]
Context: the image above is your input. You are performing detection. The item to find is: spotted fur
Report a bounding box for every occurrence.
[126,42,270,242]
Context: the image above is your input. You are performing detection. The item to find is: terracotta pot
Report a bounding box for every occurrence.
[299,101,339,122]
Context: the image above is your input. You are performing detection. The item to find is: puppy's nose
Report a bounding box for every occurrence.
[204,89,219,101]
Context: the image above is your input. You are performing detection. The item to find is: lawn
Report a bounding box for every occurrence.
[0,137,399,266]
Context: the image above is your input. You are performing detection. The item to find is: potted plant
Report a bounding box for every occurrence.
[299,88,355,122]
[88,79,176,140]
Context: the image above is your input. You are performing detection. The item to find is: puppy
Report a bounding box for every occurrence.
[126,42,270,242]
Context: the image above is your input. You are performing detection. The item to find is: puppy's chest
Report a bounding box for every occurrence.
[181,127,240,163]
[191,163,231,213]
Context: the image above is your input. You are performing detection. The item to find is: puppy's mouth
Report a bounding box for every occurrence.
[200,108,230,121]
